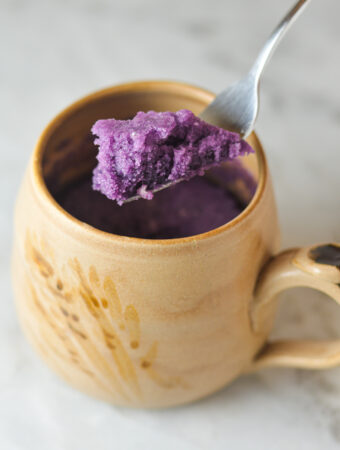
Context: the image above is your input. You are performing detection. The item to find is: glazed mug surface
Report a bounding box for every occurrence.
[12,81,340,408]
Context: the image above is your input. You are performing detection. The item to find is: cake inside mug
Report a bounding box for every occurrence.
[43,108,258,240]
[55,161,256,239]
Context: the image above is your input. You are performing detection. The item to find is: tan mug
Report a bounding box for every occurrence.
[12,81,340,408]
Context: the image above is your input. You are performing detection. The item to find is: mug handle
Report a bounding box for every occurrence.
[250,243,340,370]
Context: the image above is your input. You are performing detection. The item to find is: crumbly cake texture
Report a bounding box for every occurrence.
[92,109,253,205]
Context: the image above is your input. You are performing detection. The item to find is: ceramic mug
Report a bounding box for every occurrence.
[12,81,340,408]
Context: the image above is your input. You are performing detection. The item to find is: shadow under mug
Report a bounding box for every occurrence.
[12,81,340,408]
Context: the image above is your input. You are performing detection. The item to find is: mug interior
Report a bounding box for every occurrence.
[36,81,263,240]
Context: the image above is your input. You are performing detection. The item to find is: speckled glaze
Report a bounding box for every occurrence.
[12,81,340,408]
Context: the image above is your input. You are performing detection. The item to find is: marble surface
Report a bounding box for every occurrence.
[2,0,340,448]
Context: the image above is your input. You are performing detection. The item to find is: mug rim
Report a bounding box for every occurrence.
[32,80,267,246]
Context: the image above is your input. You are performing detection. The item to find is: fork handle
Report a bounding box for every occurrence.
[250,0,311,82]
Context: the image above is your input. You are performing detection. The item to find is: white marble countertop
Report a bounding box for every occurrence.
[2,0,340,448]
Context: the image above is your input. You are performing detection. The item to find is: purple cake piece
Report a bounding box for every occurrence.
[92,109,253,205]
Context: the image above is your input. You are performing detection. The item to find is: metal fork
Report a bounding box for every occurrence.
[200,0,311,137]
[125,0,311,203]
